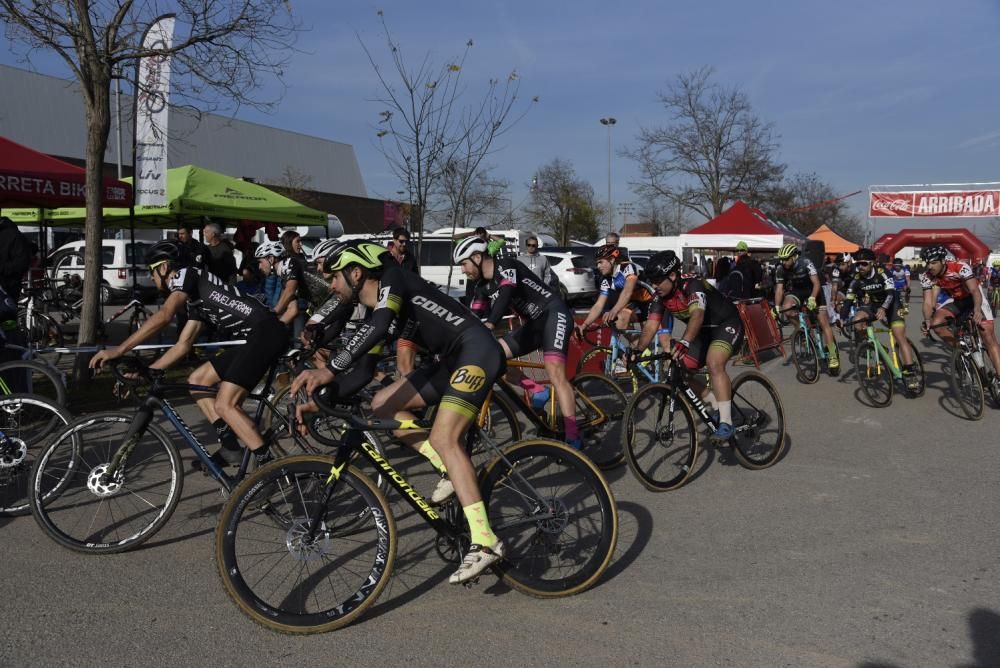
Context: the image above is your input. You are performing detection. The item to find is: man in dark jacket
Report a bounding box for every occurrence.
[202,221,238,284]
[0,216,31,301]
[733,241,764,299]
[386,226,418,273]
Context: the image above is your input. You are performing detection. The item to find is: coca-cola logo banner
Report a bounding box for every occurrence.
[870,191,1000,217]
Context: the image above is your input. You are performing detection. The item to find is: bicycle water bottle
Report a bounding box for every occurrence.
[972,345,985,370]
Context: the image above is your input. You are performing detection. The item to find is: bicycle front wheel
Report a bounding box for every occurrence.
[571,373,626,470]
[854,340,893,408]
[730,371,787,470]
[480,438,618,597]
[29,412,183,554]
[216,456,395,634]
[577,346,637,394]
[622,383,698,491]
[0,394,73,516]
[948,346,984,420]
[790,329,819,384]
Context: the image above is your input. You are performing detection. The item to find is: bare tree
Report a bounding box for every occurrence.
[635,198,691,236]
[627,66,785,222]
[526,158,601,245]
[269,165,319,208]
[359,10,534,263]
[431,165,509,230]
[0,0,299,363]
[768,172,865,242]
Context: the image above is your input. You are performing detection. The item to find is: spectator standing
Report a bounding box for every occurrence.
[202,221,237,284]
[605,232,620,246]
[386,226,418,273]
[0,216,31,303]
[518,235,555,288]
[176,223,205,268]
[733,241,764,299]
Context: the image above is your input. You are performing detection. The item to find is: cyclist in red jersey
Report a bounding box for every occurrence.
[919,246,1000,385]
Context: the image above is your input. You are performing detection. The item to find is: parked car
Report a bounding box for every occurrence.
[541,251,598,305]
[48,240,158,303]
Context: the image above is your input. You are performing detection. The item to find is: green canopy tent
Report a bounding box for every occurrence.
[1,164,327,228]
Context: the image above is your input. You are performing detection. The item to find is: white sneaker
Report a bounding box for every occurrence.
[449,540,504,584]
[431,474,455,505]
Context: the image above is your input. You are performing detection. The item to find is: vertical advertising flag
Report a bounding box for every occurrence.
[134,14,175,207]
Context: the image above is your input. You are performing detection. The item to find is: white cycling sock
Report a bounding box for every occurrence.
[718,400,732,425]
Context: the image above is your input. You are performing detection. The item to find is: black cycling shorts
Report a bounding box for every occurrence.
[855,297,903,327]
[789,287,826,308]
[679,316,744,370]
[501,305,572,363]
[209,317,288,391]
[405,329,506,420]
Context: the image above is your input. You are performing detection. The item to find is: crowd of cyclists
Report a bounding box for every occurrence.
[4,217,1000,629]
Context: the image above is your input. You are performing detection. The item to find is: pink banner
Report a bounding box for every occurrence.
[870,190,1000,217]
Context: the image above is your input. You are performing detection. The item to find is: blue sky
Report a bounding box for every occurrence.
[4,0,1000,239]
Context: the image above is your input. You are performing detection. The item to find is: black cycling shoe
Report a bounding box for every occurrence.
[192,446,243,472]
[253,446,274,467]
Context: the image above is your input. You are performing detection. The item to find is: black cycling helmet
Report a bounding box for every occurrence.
[920,245,948,263]
[145,240,190,269]
[594,243,621,262]
[853,248,876,263]
[892,257,902,265]
[644,250,683,283]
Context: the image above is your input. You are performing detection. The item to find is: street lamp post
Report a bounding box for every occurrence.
[599,117,617,235]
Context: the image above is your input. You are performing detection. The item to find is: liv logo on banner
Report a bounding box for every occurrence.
[134,14,175,207]
[870,190,1000,217]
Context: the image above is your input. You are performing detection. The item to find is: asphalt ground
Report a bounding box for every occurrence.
[2,295,999,666]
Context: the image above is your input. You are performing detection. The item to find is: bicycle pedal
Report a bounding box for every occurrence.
[462,577,480,589]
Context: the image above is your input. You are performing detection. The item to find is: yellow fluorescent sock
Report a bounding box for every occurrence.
[417,440,447,474]
[462,501,498,547]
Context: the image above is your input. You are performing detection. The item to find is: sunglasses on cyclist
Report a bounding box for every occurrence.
[856,261,871,267]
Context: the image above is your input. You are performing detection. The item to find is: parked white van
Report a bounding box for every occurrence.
[48,239,157,303]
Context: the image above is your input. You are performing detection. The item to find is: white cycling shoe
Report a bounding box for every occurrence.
[449,540,504,584]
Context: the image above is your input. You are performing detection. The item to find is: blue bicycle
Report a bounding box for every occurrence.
[781,305,834,384]
[576,323,670,393]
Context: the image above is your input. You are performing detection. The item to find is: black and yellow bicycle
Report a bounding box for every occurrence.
[215,391,619,634]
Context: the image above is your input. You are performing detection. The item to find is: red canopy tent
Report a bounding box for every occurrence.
[679,201,805,250]
[0,135,132,208]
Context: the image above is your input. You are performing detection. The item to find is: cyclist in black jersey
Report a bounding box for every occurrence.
[291,240,506,584]
[773,244,840,375]
[839,248,920,390]
[256,240,306,337]
[629,250,744,442]
[91,240,287,467]
[454,236,582,449]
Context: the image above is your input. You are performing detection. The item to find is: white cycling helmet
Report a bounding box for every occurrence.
[255,240,286,259]
[453,236,488,264]
[310,238,340,263]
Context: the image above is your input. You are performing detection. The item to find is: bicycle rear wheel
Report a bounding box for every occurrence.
[948,346,984,420]
[0,359,67,407]
[622,383,698,491]
[480,438,617,597]
[215,456,395,634]
[729,371,786,469]
[790,329,819,384]
[0,394,73,516]
[571,373,626,470]
[854,340,893,408]
[29,413,183,553]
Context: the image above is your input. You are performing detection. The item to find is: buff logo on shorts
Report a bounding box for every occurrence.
[449,365,487,393]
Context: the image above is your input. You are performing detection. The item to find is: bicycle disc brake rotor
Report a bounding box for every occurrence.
[534,496,569,535]
[86,464,123,497]
[0,437,28,469]
[286,519,332,562]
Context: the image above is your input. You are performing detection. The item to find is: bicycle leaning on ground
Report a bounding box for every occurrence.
[27,355,317,554]
[215,388,620,634]
[621,352,786,492]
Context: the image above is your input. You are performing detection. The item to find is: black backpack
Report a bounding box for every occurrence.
[718,268,745,300]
